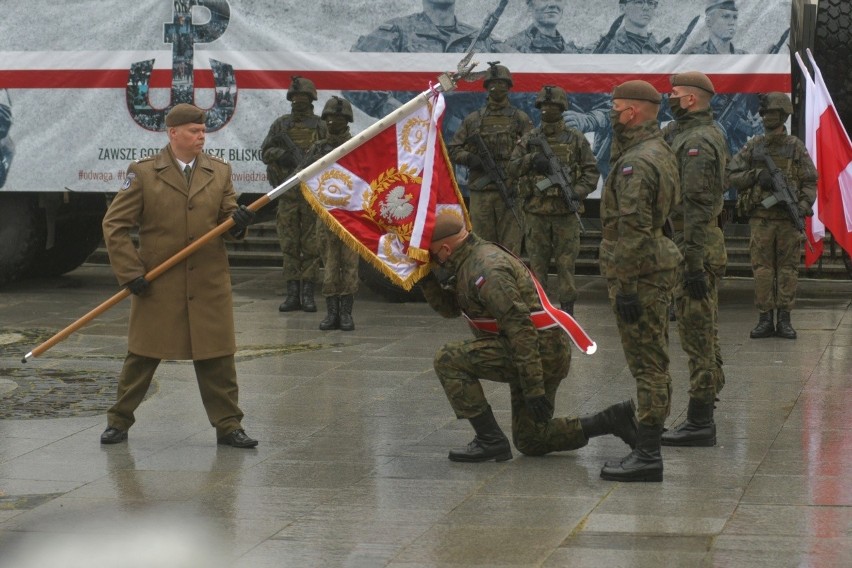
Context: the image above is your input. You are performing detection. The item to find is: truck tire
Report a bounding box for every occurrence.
[358,259,425,302]
[0,193,42,287]
[815,0,852,131]
[25,194,107,278]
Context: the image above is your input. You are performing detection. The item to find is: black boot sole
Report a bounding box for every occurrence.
[661,435,716,447]
[448,448,513,462]
[600,470,663,482]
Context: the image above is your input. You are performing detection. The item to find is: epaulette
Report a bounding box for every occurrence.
[135,156,155,163]
[208,154,229,164]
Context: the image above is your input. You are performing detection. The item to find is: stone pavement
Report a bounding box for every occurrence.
[0,265,851,567]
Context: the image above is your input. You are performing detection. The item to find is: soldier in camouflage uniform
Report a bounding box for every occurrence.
[659,72,728,448]
[508,85,599,315]
[728,92,817,340]
[303,97,360,332]
[598,80,682,482]
[261,76,327,314]
[564,0,666,179]
[420,212,638,463]
[501,0,582,54]
[448,63,533,255]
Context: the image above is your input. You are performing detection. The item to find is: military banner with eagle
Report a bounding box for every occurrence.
[300,92,468,291]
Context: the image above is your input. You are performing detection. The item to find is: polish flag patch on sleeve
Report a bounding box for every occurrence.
[688,148,700,156]
[621,165,633,175]
[475,275,486,289]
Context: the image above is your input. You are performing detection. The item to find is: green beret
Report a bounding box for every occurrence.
[612,80,662,104]
[165,104,206,127]
[670,71,716,95]
[431,211,465,242]
[706,0,737,12]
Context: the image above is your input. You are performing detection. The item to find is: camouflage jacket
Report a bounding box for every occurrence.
[500,25,581,54]
[420,234,550,397]
[727,128,817,220]
[663,109,729,272]
[260,110,326,187]
[601,28,665,54]
[351,12,498,53]
[509,121,599,215]
[448,100,533,192]
[599,121,682,294]
[684,40,745,55]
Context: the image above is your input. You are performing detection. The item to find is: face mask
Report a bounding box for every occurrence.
[610,108,627,135]
[762,114,783,131]
[668,96,689,119]
[326,116,348,135]
[540,108,562,123]
[488,84,509,102]
[291,101,312,113]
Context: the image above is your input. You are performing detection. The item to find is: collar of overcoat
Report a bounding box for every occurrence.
[155,146,215,200]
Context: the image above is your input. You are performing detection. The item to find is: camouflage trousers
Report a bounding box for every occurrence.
[276,190,320,282]
[468,191,524,255]
[525,212,581,304]
[749,216,801,311]
[433,329,588,456]
[318,224,359,296]
[606,269,676,427]
[673,263,725,404]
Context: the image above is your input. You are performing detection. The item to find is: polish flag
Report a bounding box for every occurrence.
[795,49,852,266]
[301,92,468,290]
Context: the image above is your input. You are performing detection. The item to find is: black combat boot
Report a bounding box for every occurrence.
[560,301,575,316]
[301,280,317,312]
[319,296,340,330]
[775,310,797,339]
[448,405,513,463]
[600,424,663,482]
[749,311,775,339]
[338,294,355,331]
[278,280,301,312]
[579,399,638,449]
[661,398,716,447]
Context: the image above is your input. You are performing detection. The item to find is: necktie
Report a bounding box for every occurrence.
[183,164,192,184]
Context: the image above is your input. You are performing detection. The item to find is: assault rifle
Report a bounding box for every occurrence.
[592,14,624,54]
[668,15,700,54]
[755,150,814,252]
[527,133,585,232]
[469,133,522,229]
[270,130,305,168]
[717,28,790,127]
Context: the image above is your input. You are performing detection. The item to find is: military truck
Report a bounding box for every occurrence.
[0,0,848,292]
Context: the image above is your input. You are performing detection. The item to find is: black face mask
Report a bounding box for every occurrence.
[488,84,509,102]
[540,107,562,123]
[291,100,312,114]
[762,113,784,131]
[609,108,627,136]
[668,95,689,119]
[326,116,348,135]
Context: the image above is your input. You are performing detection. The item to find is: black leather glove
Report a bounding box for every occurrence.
[230,205,255,236]
[757,169,773,191]
[125,276,149,296]
[466,153,483,170]
[799,202,814,217]
[263,147,285,163]
[278,152,299,168]
[615,292,642,324]
[525,395,553,423]
[683,270,709,300]
[532,153,550,175]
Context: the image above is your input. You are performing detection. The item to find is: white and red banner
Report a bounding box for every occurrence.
[0,0,792,196]
[300,93,467,290]
[795,49,852,266]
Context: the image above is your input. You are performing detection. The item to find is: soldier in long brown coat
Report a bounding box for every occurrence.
[100,104,258,448]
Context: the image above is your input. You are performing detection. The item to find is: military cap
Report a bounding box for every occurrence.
[165,103,206,127]
[706,0,737,12]
[431,211,464,242]
[612,80,662,104]
[670,71,715,95]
